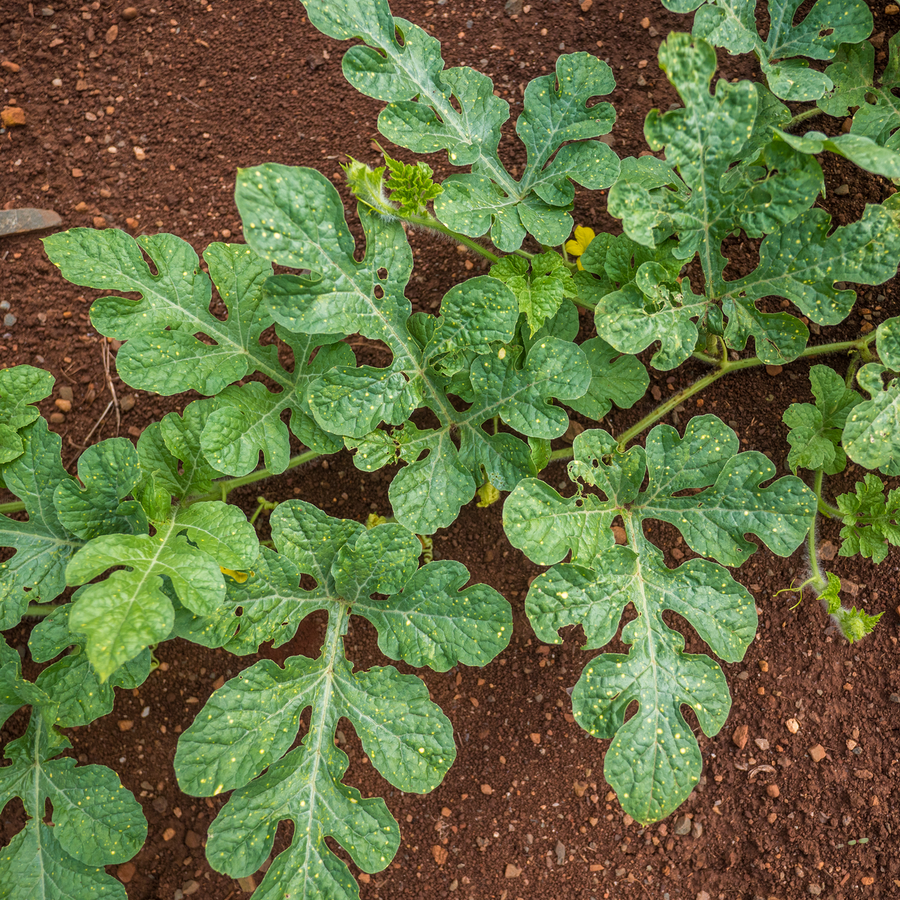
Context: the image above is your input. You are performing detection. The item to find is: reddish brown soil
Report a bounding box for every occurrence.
[2,2,900,900]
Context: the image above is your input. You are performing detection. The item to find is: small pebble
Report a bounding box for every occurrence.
[765,364,783,376]
[59,385,73,402]
[55,399,71,412]
[480,783,493,795]
[120,394,136,411]
[41,6,55,15]
[117,862,136,884]
[732,724,749,750]
[766,784,780,798]
[49,412,66,424]
[0,301,9,310]
[3,313,16,327]
[123,7,139,19]
[835,183,850,195]
[105,24,119,43]
[754,738,770,751]
[785,718,800,734]
[118,719,134,731]
[809,744,826,763]
[674,815,691,835]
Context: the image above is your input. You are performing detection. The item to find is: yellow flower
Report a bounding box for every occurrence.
[565,225,596,270]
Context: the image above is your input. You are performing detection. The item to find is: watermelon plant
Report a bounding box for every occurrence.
[2,0,899,896]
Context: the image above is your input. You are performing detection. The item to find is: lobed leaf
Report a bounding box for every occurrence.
[175,501,509,900]
[505,415,813,821]
[783,365,861,474]
[671,0,874,102]
[298,0,619,250]
[843,364,900,475]
[0,713,146,898]
[66,500,258,681]
[819,34,900,150]
[0,366,54,465]
[43,229,347,477]
[0,421,83,629]
[835,474,900,564]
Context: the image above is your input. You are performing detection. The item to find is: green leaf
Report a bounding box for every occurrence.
[0,636,51,731]
[0,713,145,898]
[594,272,708,371]
[775,129,900,179]
[843,364,900,474]
[354,560,512,670]
[30,604,152,728]
[175,500,508,900]
[300,0,618,249]
[685,0,873,102]
[876,316,900,370]
[240,164,590,533]
[54,437,147,539]
[0,366,54,465]
[173,547,330,654]
[566,338,649,421]
[610,35,822,263]
[43,230,346,477]
[505,416,813,821]
[819,35,900,150]
[835,474,900,564]
[0,421,82,629]
[66,501,258,680]
[425,276,519,364]
[719,202,900,363]
[783,365,861,474]
[490,251,577,336]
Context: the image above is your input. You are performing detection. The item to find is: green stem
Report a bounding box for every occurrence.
[818,497,842,518]
[0,498,26,515]
[616,356,761,450]
[26,602,63,618]
[405,213,500,263]
[807,469,828,592]
[188,449,321,504]
[549,446,574,462]
[785,106,823,130]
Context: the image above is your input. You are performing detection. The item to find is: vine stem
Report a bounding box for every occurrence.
[404,213,501,263]
[785,106,824,130]
[545,333,877,463]
[0,449,323,517]
[807,469,828,592]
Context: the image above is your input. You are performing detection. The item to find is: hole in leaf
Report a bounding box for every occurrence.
[377,267,388,280]
[374,284,385,300]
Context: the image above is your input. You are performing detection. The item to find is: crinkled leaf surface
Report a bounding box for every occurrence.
[0,366,54,465]
[819,34,900,150]
[42,230,346,476]
[54,437,147,540]
[717,201,900,362]
[783,365,861,474]
[66,497,258,681]
[0,713,146,899]
[237,164,591,533]
[0,421,83,630]
[28,604,152,729]
[610,35,822,264]
[835,474,900,564]
[843,364,900,475]
[297,0,618,250]
[776,129,900,179]
[504,416,813,821]
[610,38,900,365]
[673,0,874,101]
[175,501,509,900]
[566,338,650,421]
